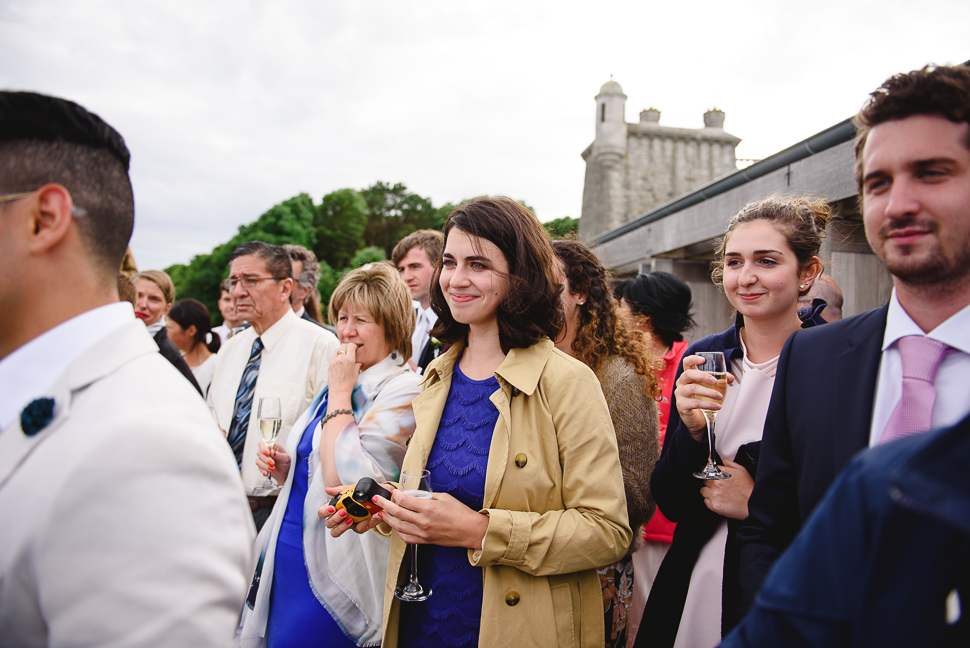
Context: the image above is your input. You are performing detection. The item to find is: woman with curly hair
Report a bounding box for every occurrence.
[552,240,661,648]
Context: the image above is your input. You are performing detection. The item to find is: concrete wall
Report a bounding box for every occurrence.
[590,140,894,343]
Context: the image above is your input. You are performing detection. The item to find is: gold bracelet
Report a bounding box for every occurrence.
[321,408,353,426]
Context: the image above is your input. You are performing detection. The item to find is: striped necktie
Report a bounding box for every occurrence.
[227,337,263,467]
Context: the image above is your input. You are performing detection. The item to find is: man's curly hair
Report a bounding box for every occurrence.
[553,240,661,400]
[854,63,970,191]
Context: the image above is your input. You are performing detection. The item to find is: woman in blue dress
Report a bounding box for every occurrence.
[329,197,633,648]
[237,262,421,648]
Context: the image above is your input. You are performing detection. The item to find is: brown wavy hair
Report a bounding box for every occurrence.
[430,197,563,352]
[553,240,661,400]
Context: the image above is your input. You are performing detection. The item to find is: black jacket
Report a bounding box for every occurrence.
[737,304,889,611]
[153,328,203,396]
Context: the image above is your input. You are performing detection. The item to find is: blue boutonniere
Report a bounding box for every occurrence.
[21,398,55,437]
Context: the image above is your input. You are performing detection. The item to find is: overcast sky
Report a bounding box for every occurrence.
[1,1,967,271]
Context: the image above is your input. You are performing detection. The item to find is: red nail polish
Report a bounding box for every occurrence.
[372,496,379,503]
[327,506,335,513]
[377,512,383,519]
[345,518,353,525]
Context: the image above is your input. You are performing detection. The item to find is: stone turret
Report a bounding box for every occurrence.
[579,80,741,240]
[592,79,628,168]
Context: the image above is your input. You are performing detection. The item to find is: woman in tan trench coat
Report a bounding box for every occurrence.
[327,197,631,647]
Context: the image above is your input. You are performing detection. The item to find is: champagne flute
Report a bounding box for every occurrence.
[692,352,732,481]
[253,396,282,493]
[394,468,433,602]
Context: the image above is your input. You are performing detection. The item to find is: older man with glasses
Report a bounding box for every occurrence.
[208,241,339,530]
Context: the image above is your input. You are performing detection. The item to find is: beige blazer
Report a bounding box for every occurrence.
[0,322,254,647]
[381,338,632,648]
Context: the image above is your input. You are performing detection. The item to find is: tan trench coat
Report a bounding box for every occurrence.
[381,338,632,647]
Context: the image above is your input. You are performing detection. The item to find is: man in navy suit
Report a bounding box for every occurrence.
[392,229,444,373]
[737,63,970,611]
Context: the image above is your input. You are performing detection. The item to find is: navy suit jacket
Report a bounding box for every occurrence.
[737,304,889,610]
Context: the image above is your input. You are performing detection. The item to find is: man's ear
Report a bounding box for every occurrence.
[29,184,75,255]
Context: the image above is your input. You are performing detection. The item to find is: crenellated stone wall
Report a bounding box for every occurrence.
[579,79,741,240]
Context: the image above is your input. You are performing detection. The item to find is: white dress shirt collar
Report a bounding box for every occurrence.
[882,289,970,355]
[871,289,970,445]
[293,305,305,319]
[0,302,135,431]
[256,308,298,353]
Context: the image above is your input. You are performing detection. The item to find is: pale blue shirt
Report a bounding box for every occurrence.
[0,302,134,432]
[869,290,970,445]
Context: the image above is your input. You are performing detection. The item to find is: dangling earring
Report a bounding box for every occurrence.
[391,351,398,360]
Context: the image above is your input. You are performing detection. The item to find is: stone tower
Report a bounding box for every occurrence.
[579,79,741,240]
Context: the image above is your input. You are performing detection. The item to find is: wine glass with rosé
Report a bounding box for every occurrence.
[691,352,732,481]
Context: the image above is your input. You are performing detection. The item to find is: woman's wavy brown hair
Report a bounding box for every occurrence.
[553,240,661,399]
[430,197,563,353]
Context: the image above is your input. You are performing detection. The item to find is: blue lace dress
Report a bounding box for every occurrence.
[398,364,499,648]
[265,398,358,648]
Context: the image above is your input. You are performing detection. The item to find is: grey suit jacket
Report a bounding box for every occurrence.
[0,321,255,647]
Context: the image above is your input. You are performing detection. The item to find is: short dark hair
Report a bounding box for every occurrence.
[229,241,293,281]
[854,64,970,191]
[0,92,134,275]
[617,272,694,348]
[169,298,221,354]
[283,244,320,289]
[391,229,444,267]
[430,197,563,352]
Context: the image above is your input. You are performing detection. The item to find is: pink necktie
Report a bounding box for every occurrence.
[880,335,952,444]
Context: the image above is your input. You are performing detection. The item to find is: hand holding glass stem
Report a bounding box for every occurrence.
[690,352,731,481]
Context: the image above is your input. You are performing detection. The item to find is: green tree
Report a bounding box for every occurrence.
[361,181,438,256]
[349,246,387,268]
[166,193,318,322]
[314,188,368,269]
[543,216,579,240]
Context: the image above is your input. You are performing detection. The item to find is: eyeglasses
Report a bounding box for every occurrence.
[227,276,280,290]
[0,191,88,217]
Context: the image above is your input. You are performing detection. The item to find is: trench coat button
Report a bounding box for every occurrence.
[505,591,520,606]
[514,453,528,468]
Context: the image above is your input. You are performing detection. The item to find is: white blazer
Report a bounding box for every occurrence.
[0,322,255,647]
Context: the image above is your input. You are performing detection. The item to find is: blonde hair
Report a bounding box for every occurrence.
[134,269,175,304]
[329,263,415,365]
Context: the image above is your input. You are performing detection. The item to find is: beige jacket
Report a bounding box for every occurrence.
[381,338,632,648]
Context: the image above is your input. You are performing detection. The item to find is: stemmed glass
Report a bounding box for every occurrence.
[691,352,732,481]
[394,468,433,602]
[253,396,282,493]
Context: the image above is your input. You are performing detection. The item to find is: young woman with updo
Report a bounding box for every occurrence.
[634,196,830,648]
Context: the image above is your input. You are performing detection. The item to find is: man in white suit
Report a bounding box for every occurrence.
[0,91,254,646]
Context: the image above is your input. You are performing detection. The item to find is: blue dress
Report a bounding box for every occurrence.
[398,364,499,648]
[266,399,358,648]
